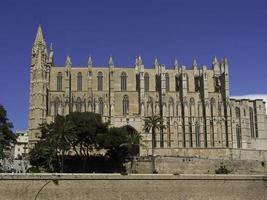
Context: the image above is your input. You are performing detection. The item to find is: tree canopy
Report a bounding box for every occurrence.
[29,112,140,173]
[0,104,15,159]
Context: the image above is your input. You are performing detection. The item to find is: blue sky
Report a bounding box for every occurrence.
[0,0,267,131]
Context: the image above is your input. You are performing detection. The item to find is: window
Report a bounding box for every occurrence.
[169,97,174,117]
[54,97,60,116]
[236,124,242,148]
[123,95,129,116]
[121,72,127,91]
[155,74,161,92]
[249,107,255,137]
[175,75,179,91]
[57,72,63,91]
[77,72,82,91]
[235,107,241,121]
[76,97,82,112]
[97,72,103,91]
[210,98,216,147]
[195,123,200,147]
[144,73,149,92]
[189,122,193,147]
[99,98,104,115]
[136,74,140,91]
[165,73,169,92]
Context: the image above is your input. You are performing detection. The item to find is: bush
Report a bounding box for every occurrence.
[215,165,231,174]
[26,166,40,173]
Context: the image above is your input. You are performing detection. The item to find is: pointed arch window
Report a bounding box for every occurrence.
[121,72,127,91]
[249,107,255,137]
[144,73,149,92]
[165,73,170,92]
[175,75,179,92]
[169,97,174,117]
[210,98,216,147]
[99,98,104,116]
[77,72,82,91]
[156,74,161,92]
[57,72,63,91]
[195,123,200,147]
[76,97,82,112]
[97,72,103,91]
[236,124,242,148]
[123,95,129,116]
[54,97,60,116]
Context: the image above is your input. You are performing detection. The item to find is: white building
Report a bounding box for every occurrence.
[14,131,29,159]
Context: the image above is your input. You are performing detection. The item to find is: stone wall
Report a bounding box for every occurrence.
[132,148,267,174]
[0,174,266,200]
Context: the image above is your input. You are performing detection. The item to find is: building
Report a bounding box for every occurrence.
[28,25,267,155]
[14,131,29,159]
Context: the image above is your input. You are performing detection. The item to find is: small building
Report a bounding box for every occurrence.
[14,131,29,159]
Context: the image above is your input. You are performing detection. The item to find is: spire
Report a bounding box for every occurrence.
[65,55,72,67]
[87,55,93,68]
[108,56,114,67]
[34,25,45,45]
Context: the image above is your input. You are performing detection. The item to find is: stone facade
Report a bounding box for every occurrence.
[28,25,267,154]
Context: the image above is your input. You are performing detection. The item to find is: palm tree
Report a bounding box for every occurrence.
[47,115,75,173]
[120,125,142,173]
[143,115,164,173]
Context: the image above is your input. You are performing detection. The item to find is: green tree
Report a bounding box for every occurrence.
[143,115,164,173]
[120,125,141,173]
[66,112,107,157]
[0,104,16,160]
[46,115,76,172]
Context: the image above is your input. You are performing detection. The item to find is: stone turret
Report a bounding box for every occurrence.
[28,25,49,146]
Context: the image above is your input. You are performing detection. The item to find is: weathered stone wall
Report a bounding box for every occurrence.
[132,148,267,174]
[0,174,266,200]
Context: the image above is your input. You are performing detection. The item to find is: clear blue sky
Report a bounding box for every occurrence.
[0,0,267,131]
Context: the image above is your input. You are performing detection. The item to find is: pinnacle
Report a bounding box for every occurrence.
[109,56,114,66]
[154,58,159,66]
[65,55,72,67]
[88,55,93,67]
[34,25,45,45]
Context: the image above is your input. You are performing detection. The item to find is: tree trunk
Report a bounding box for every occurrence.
[151,128,155,173]
[60,150,64,173]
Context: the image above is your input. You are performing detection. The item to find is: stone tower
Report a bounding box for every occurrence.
[28,25,50,146]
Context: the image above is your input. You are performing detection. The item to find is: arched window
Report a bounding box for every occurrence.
[169,97,174,117]
[147,97,153,116]
[195,122,200,147]
[123,95,129,116]
[236,124,242,148]
[165,73,169,92]
[188,123,193,148]
[99,98,104,115]
[235,107,241,121]
[156,75,161,92]
[249,107,255,137]
[121,72,127,91]
[76,97,82,112]
[175,75,179,91]
[144,73,149,92]
[54,97,60,116]
[57,72,63,91]
[210,98,216,147]
[77,72,82,91]
[97,72,103,91]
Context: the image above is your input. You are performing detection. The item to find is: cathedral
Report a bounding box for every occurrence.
[28,25,267,155]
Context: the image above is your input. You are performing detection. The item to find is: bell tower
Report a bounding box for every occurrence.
[28,25,49,145]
